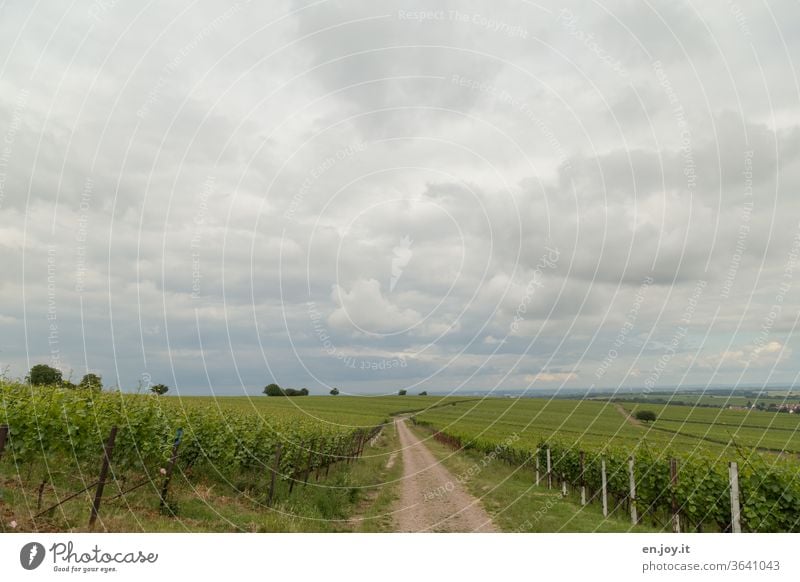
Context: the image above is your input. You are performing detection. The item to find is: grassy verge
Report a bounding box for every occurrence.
[348,421,403,532]
[411,425,659,533]
[0,425,401,533]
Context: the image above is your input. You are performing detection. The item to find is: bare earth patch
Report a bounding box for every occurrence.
[392,419,497,532]
[613,403,643,427]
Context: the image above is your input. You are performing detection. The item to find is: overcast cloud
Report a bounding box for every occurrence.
[1,0,800,395]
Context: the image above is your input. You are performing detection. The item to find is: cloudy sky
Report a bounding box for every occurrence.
[1,0,800,395]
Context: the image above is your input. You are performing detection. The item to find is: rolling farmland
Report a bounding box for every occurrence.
[413,397,723,452]
[413,397,800,532]
[2,384,799,532]
[619,402,800,454]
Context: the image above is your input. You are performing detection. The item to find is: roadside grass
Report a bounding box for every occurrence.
[412,425,659,533]
[0,424,400,533]
[348,421,404,532]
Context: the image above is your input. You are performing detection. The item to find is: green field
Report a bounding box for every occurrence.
[412,397,800,532]
[3,385,799,533]
[192,394,476,427]
[413,397,724,453]
[600,392,800,409]
[619,402,800,453]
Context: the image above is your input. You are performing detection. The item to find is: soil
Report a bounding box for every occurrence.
[392,418,498,532]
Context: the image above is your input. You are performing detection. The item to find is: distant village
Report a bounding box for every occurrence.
[740,401,800,414]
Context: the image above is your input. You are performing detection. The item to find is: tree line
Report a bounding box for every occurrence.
[22,363,169,395]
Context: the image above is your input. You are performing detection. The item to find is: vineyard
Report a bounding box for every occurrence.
[0,382,398,531]
[0,384,385,480]
[414,398,800,532]
[3,384,800,533]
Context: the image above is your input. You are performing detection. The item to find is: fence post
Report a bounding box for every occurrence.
[546,447,552,489]
[357,431,365,458]
[348,432,358,464]
[315,445,323,482]
[601,457,608,517]
[729,462,741,533]
[88,426,118,530]
[580,451,586,506]
[561,478,567,497]
[670,458,680,533]
[0,424,8,462]
[159,428,184,513]
[535,449,540,486]
[628,456,637,525]
[329,438,343,475]
[303,439,317,485]
[37,480,47,511]
[267,444,282,507]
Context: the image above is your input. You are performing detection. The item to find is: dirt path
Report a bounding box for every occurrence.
[613,403,643,427]
[392,418,498,532]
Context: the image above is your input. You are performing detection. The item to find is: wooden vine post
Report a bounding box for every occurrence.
[601,457,608,517]
[628,456,638,525]
[579,451,586,506]
[670,458,680,533]
[159,428,184,512]
[303,438,317,485]
[88,426,118,530]
[546,447,552,489]
[267,444,282,507]
[534,449,540,486]
[729,462,742,533]
[0,424,8,462]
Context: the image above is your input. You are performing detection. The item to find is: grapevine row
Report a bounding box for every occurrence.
[0,384,379,487]
[416,419,800,532]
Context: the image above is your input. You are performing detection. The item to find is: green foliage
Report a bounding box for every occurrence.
[634,410,657,423]
[419,391,428,396]
[79,373,103,391]
[414,398,800,532]
[26,364,62,386]
[0,383,375,489]
[263,383,282,396]
[283,388,309,397]
[398,390,407,396]
[329,387,340,396]
[150,384,169,395]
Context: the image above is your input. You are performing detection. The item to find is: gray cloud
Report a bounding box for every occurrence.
[2,0,800,394]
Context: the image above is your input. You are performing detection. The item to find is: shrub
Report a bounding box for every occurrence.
[634,409,657,423]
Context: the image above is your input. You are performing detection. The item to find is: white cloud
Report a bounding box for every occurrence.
[524,371,579,383]
[328,278,421,335]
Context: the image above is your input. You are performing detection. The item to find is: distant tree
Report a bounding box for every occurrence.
[419,391,428,396]
[26,364,62,386]
[263,383,283,396]
[276,387,309,397]
[330,387,340,396]
[61,379,77,390]
[150,383,169,396]
[79,373,103,391]
[634,410,657,423]
[398,389,407,396]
